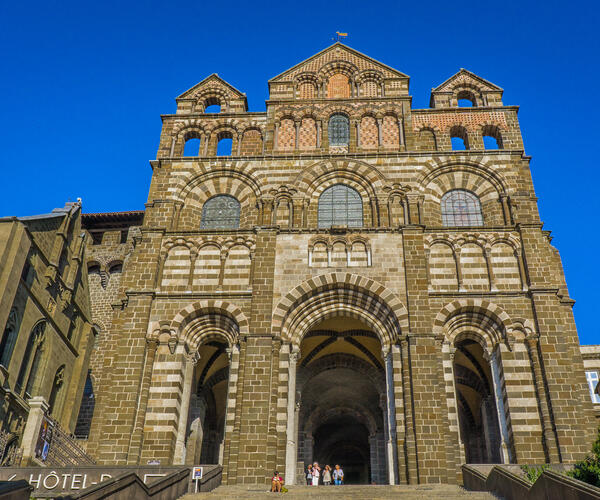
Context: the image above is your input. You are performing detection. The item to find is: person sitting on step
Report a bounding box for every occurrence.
[271,471,283,493]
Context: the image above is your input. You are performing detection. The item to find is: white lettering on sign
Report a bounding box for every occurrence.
[29,474,41,487]
[43,471,60,489]
[61,474,71,489]
[82,474,88,489]
[100,473,112,482]
[71,474,83,489]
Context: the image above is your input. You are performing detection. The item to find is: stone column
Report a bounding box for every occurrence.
[383,350,397,484]
[274,122,279,150]
[398,118,405,146]
[486,348,512,463]
[376,118,383,147]
[21,396,49,465]
[316,121,322,148]
[499,194,512,225]
[220,344,240,465]
[285,347,300,485]
[349,119,358,152]
[515,248,528,291]
[188,250,198,288]
[174,350,199,464]
[484,248,497,292]
[171,202,183,231]
[455,247,464,292]
[294,121,300,151]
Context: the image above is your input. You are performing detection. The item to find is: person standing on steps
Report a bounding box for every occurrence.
[311,462,321,486]
[333,464,344,485]
[323,465,332,485]
[306,464,313,486]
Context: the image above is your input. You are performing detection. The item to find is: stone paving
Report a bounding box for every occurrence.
[181,484,500,499]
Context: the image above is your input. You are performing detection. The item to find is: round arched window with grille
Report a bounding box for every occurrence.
[441,190,483,226]
[318,184,363,228]
[201,195,241,229]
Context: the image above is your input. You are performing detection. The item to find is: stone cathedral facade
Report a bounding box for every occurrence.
[74,44,599,485]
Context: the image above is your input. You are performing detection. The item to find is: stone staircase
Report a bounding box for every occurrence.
[180,484,500,499]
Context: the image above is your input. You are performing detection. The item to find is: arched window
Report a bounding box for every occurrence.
[0,308,20,368]
[201,195,241,229]
[318,184,363,228]
[328,114,350,146]
[48,365,65,416]
[457,90,476,107]
[441,190,484,227]
[450,126,469,150]
[15,320,46,396]
[216,132,233,156]
[184,138,201,156]
[203,96,221,113]
[482,125,504,150]
[109,262,122,274]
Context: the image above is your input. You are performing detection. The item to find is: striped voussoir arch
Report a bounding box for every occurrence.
[171,300,249,350]
[272,272,408,350]
[433,298,512,350]
[418,159,507,195]
[293,158,387,196]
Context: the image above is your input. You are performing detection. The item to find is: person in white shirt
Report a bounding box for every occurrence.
[311,462,321,486]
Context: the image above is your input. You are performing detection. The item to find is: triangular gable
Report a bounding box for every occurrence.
[177,74,246,99]
[269,42,409,82]
[433,69,503,92]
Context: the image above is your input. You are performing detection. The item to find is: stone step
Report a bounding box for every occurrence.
[180,484,499,499]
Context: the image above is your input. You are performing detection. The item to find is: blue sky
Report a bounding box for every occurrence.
[1,0,598,344]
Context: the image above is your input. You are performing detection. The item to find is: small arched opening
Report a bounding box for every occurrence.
[453,339,502,463]
[450,126,469,150]
[482,125,504,150]
[457,90,477,107]
[185,340,229,464]
[184,138,201,156]
[216,131,233,156]
[203,97,222,113]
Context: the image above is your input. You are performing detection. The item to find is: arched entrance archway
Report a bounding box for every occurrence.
[453,339,502,463]
[297,317,386,483]
[184,340,229,465]
[274,273,407,485]
[170,300,246,466]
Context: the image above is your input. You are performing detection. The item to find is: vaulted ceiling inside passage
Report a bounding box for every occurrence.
[194,341,229,423]
[299,317,383,369]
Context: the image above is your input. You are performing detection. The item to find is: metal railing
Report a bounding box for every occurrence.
[44,416,95,466]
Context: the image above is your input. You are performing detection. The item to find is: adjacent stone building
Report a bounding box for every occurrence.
[2,43,599,484]
[0,202,95,464]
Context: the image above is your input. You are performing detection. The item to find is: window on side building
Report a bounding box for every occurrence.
[586,371,600,404]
